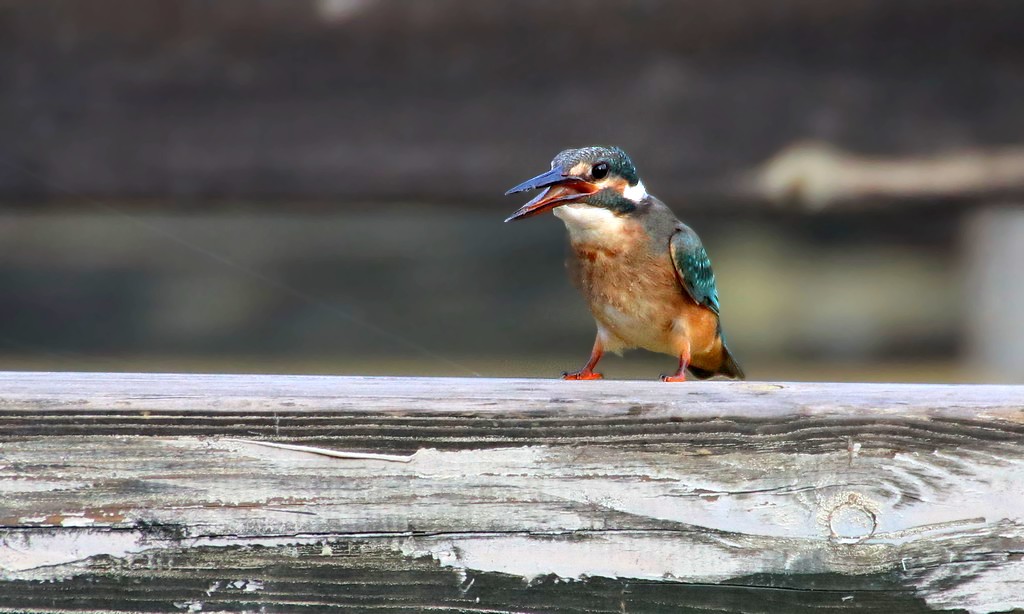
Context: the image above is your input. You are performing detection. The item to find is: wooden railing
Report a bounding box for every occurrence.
[1,372,1022,613]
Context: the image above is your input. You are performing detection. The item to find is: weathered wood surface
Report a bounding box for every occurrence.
[1,372,1024,613]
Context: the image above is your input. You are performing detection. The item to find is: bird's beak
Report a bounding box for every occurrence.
[504,168,597,222]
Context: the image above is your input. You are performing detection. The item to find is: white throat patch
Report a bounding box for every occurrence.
[622,180,647,203]
[553,204,627,245]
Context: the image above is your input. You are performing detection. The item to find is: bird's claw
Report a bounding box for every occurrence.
[562,370,604,380]
[660,374,687,382]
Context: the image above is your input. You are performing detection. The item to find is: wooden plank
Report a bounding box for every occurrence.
[1,372,1024,613]
[2,371,1021,417]
[0,540,943,614]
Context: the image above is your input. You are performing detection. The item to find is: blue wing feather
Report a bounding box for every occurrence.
[670,227,720,315]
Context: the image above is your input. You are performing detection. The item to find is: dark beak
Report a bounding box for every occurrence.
[504,168,597,222]
[505,167,568,196]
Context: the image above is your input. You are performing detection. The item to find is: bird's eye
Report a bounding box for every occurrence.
[591,162,609,180]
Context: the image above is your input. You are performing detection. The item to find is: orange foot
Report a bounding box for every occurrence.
[562,370,604,380]
[660,374,687,382]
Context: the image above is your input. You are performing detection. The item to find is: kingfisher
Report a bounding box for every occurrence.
[505,146,744,382]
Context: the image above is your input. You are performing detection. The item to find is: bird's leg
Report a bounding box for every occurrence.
[562,336,604,380]
[660,345,691,382]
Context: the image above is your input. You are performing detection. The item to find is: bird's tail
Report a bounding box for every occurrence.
[716,344,745,379]
[688,339,745,380]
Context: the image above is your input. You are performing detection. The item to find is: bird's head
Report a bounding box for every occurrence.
[504,146,647,222]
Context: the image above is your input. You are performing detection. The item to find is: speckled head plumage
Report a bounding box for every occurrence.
[551,146,641,187]
[504,145,648,222]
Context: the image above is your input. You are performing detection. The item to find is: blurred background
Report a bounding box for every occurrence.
[1,0,1023,383]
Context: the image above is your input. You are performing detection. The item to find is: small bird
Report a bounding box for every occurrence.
[505,146,744,382]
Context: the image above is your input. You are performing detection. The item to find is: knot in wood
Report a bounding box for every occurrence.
[824,492,878,544]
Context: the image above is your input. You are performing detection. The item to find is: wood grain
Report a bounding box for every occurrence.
[1,372,1023,613]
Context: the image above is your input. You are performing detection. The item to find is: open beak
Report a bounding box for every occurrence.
[504,168,597,222]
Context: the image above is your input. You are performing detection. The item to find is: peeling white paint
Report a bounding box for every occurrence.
[911,553,1024,614]
[0,479,92,493]
[228,579,264,592]
[60,514,96,528]
[409,446,552,475]
[402,534,778,584]
[223,438,413,463]
[0,530,150,578]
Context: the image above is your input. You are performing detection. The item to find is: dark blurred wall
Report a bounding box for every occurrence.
[0,0,1018,381]
[2,0,1024,203]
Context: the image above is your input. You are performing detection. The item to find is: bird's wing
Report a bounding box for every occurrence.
[669,225,721,315]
